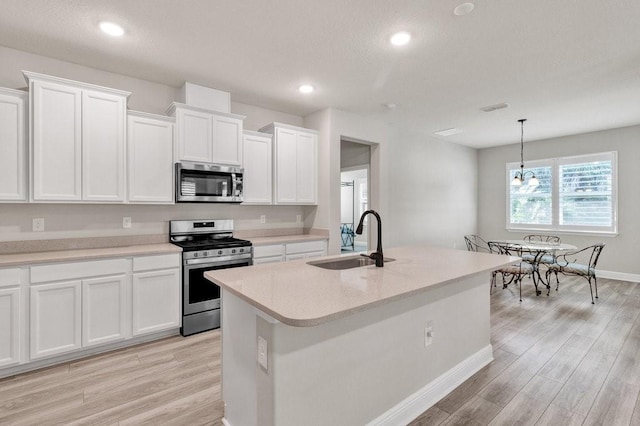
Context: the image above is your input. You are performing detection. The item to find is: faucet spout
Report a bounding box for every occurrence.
[355,210,384,267]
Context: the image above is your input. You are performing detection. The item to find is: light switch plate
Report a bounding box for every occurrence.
[257,336,268,370]
[123,217,132,229]
[260,215,266,224]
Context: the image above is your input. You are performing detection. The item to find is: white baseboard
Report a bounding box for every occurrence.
[367,344,494,426]
[597,270,640,283]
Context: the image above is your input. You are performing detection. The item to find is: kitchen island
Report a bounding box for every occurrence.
[205,245,518,426]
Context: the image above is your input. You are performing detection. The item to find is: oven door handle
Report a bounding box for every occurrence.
[184,253,252,266]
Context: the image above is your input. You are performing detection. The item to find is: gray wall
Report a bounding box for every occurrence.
[388,127,478,249]
[478,124,640,275]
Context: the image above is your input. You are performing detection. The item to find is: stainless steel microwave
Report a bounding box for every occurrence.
[175,162,244,203]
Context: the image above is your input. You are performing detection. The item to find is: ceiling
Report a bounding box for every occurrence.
[1,0,639,148]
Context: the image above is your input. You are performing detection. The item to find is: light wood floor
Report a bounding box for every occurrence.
[1,276,639,425]
[410,276,640,426]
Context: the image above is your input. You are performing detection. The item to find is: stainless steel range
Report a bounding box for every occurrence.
[170,219,252,336]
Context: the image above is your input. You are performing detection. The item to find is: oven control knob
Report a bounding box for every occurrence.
[232,249,236,254]
[203,251,208,257]
[193,253,199,258]
[218,250,223,255]
[239,248,244,253]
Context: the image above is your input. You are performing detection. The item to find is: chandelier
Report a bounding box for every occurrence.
[510,118,539,187]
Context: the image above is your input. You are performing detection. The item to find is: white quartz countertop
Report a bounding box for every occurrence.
[205,245,519,327]
[0,243,182,267]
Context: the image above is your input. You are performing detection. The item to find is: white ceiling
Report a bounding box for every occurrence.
[1,0,639,148]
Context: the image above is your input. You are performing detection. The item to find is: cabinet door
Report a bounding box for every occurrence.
[213,115,243,166]
[242,133,272,204]
[82,90,126,202]
[296,132,317,204]
[31,81,82,201]
[132,269,180,336]
[176,108,213,162]
[274,127,298,204]
[0,287,21,367]
[30,281,82,360]
[127,115,174,203]
[0,91,27,201]
[82,274,128,347]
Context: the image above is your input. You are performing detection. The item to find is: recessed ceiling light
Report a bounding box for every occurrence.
[298,84,314,94]
[383,103,397,110]
[390,31,411,46]
[99,21,125,37]
[454,3,475,16]
[433,128,463,137]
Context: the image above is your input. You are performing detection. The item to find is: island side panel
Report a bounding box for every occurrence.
[267,273,492,425]
[221,289,259,426]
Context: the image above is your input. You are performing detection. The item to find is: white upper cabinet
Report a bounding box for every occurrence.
[259,123,318,205]
[168,102,244,166]
[0,88,27,201]
[127,111,175,203]
[242,130,272,204]
[24,71,130,203]
[82,90,126,202]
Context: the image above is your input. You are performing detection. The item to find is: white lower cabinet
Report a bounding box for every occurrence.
[132,269,181,336]
[132,254,181,336]
[252,244,284,264]
[82,274,128,347]
[285,240,327,261]
[253,240,327,264]
[0,268,22,367]
[26,254,180,364]
[30,280,82,360]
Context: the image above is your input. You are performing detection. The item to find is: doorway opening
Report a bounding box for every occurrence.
[340,140,371,253]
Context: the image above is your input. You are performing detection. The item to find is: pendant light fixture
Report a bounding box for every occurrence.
[511,118,539,187]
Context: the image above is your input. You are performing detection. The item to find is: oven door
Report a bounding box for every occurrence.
[183,256,251,315]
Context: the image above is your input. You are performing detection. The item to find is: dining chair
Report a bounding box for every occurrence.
[488,242,538,302]
[464,235,491,253]
[522,234,562,284]
[545,243,605,304]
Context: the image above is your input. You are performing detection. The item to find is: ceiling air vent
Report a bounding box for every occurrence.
[433,128,463,137]
[480,102,509,112]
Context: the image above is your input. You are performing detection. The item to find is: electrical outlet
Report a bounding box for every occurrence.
[257,336,268,370]
[453,242,457,249]
[424,321,434,347]
[260,215,266,224]
[296,214,302,223]
[123,217,132,229]
[32,218,45,232]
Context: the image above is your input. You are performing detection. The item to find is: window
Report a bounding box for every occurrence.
[507,152,617,234]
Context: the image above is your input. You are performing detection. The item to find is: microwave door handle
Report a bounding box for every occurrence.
[231,173,237,198]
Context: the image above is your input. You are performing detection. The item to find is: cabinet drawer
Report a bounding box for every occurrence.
[285,240,326,255]
[253,256,283,265]
[31,258,128,284]
[253,244,284,258]
[0,268,21,287]
[133,254,181,272]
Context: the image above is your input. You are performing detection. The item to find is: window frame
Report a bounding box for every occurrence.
[506,151,618,235]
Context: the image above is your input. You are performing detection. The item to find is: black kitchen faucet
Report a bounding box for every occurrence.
[355,210,384,267]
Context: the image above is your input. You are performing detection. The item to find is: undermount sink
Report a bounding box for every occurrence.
[307,255,395,270]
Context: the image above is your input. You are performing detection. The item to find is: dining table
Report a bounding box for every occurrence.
[489,239,578,295]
